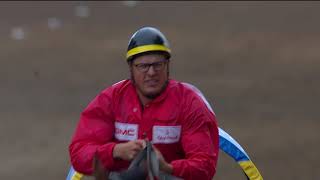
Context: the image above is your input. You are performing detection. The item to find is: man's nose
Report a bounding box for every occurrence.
[146,65,156,75]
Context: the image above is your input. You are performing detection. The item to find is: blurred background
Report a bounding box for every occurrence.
[1,1,319,179]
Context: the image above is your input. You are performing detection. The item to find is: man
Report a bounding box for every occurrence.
[69,27,219,180]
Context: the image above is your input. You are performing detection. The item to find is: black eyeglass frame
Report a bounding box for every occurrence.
[133,60,169,73]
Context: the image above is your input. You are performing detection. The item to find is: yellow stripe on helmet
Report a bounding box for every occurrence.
[126,44,171,60]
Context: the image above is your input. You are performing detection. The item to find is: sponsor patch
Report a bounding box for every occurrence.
[152,125,181,144]
[115,122,138,141]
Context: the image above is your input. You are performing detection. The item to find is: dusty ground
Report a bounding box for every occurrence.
[0,1,319,179]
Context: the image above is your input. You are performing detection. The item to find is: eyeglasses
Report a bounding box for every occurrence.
[133,61,167,73]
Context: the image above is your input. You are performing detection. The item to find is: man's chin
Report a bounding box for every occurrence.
[142,90,161,99]
[138,81,168,99]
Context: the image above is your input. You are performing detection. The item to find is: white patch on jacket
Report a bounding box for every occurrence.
[152,125,181,144]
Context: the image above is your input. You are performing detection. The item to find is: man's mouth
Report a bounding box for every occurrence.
[144,79,159,86]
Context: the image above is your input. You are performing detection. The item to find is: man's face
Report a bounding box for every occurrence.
[130,53,169,99]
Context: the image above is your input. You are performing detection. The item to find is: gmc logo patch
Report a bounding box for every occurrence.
[115,122,138,141]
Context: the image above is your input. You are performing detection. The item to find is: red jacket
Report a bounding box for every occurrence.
[69,79,219,180]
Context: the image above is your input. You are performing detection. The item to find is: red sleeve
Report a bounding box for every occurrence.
[68,88,117,175]
[171,93,219,180]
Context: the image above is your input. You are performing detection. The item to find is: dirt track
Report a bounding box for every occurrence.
[1,2,319,179]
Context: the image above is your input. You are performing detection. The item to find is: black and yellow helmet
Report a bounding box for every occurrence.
[126,27,171,62]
